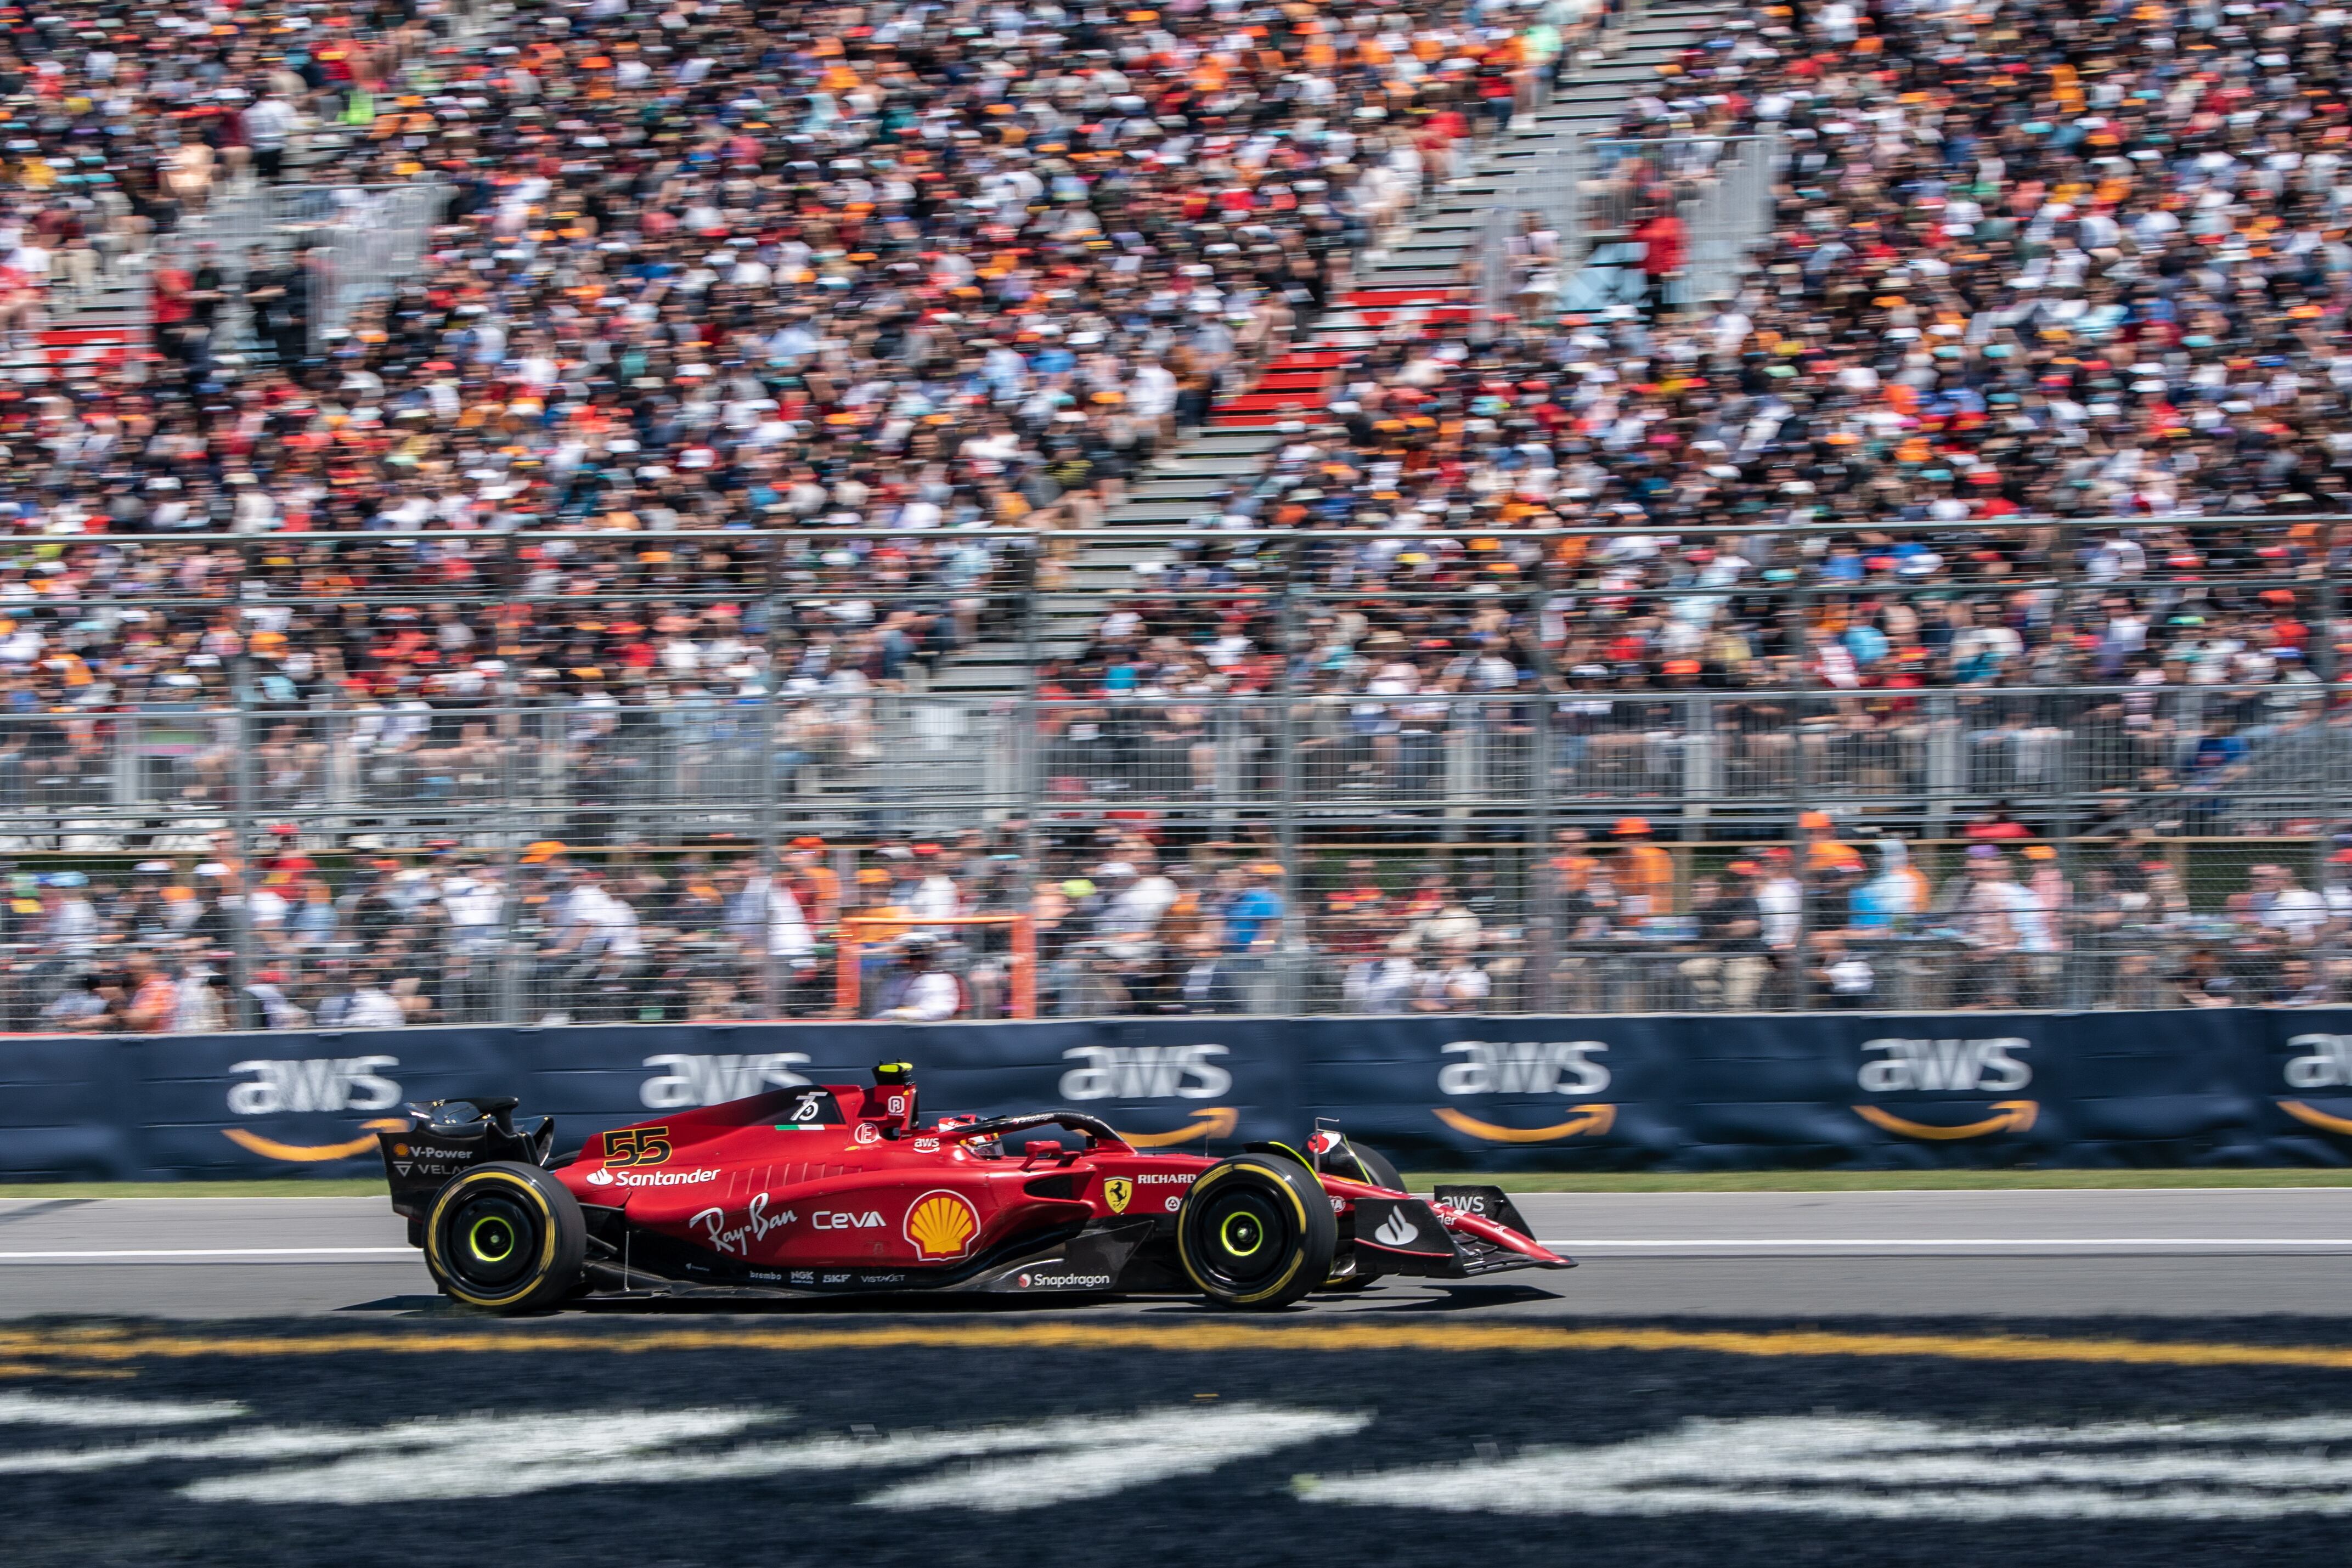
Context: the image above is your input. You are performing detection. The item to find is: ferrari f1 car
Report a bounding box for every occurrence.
[379,1062,1572,1312]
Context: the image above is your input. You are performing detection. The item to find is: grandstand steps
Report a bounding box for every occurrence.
[927,1,1728,697]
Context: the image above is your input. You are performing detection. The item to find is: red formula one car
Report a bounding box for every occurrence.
[379,1062,1572,1313]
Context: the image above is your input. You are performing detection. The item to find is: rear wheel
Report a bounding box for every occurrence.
[1177,1154,1336,1310]
[424,1162,585,1314]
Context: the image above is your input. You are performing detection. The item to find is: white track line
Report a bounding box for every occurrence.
[0,1248,413,1261]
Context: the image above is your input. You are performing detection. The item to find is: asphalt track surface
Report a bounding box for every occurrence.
[16,1190,2352,1567]
[7,1188,2352,1319]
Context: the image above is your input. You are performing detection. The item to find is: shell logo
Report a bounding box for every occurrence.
[904,1190,980,1260]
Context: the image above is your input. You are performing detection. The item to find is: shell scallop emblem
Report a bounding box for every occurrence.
[904,1190,980,1259]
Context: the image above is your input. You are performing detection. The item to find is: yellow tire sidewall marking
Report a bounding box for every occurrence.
[425,1170,558,1310]
[1178,1159,1312,1305]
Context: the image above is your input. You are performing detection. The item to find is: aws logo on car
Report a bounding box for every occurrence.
[221,1057,408,1162]
[1431,1040,1616,1143]
[1853,1037,2038,1140]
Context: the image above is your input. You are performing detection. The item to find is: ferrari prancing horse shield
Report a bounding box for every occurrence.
[1103,1177,1133,1215]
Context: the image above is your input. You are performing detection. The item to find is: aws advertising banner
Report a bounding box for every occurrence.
[9,1009,2352,1180]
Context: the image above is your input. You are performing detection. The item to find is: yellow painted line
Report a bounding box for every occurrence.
[5,1322,2352,1373]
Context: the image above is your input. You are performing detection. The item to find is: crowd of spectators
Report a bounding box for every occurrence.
[0,0,2347,1028]
[5,808,2350,1030]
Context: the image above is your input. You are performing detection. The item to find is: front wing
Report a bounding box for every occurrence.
[1345,1188,1576,1281]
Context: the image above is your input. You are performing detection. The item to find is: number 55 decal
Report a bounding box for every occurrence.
[605,1126,673,1167]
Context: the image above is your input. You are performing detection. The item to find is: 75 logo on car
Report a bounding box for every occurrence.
[603,1126,673,1168]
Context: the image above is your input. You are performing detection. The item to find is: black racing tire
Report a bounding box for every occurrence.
[424,1161,585,1314]
[1177,1153,1337,1311]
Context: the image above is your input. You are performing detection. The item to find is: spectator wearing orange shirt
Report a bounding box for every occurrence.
[1800,811,1866,875]
[1611,817,1676,919]
[123,952,178,1032]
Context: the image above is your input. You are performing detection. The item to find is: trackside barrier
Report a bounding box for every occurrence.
[13,1011,2352,1180]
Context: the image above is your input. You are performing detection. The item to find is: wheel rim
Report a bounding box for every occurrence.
[443,1191,537,1290]
[1191,1183,1294,1292]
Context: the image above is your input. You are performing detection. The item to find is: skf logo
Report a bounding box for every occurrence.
[223,1057,407,1163]
[1432,1041,1614,1143]
[1857,1038,2032,1093]
[640,1053,811,1110]
[2277,1035,2352,1135]
[1059,1044,1232,1101]
[905,1191,980,1259]
[1102,1177,1133,1215]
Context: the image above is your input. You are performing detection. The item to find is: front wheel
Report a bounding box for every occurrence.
[424,1161,585,1314]
[1177,1154,1337,1310]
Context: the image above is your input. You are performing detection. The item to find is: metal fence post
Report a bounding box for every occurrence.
[1789,601,1812,1013]
[1017,541,1044,1015]
[2320,530,2344,1002]
[1274,540,1304,1014]
[227,681,259,1031]
[1528,578,1556,1013]
[756,535,782,1016]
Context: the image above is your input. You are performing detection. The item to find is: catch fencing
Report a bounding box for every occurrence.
[15,1008,2352,1179]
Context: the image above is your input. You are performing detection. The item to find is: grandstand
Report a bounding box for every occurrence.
[0,0,2344,1031]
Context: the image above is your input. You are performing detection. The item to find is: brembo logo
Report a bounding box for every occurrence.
[1058,1045,1232,1101]
[1857,1038,2032,1093]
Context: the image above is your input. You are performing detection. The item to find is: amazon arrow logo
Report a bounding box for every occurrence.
[2278,1100,2352,1137]
[1118,1108,1239,1147]
[1854,1101,2039,1140]
[1432,1104,1616,1144]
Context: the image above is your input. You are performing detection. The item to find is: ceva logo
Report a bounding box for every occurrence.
[2277,1034,2352,1136]
[222,1057,407,1163]
[640,1053,812,1110]
[1432,1041,1615,1144]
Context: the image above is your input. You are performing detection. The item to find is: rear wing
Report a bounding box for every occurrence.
[379,1097,555,1226]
